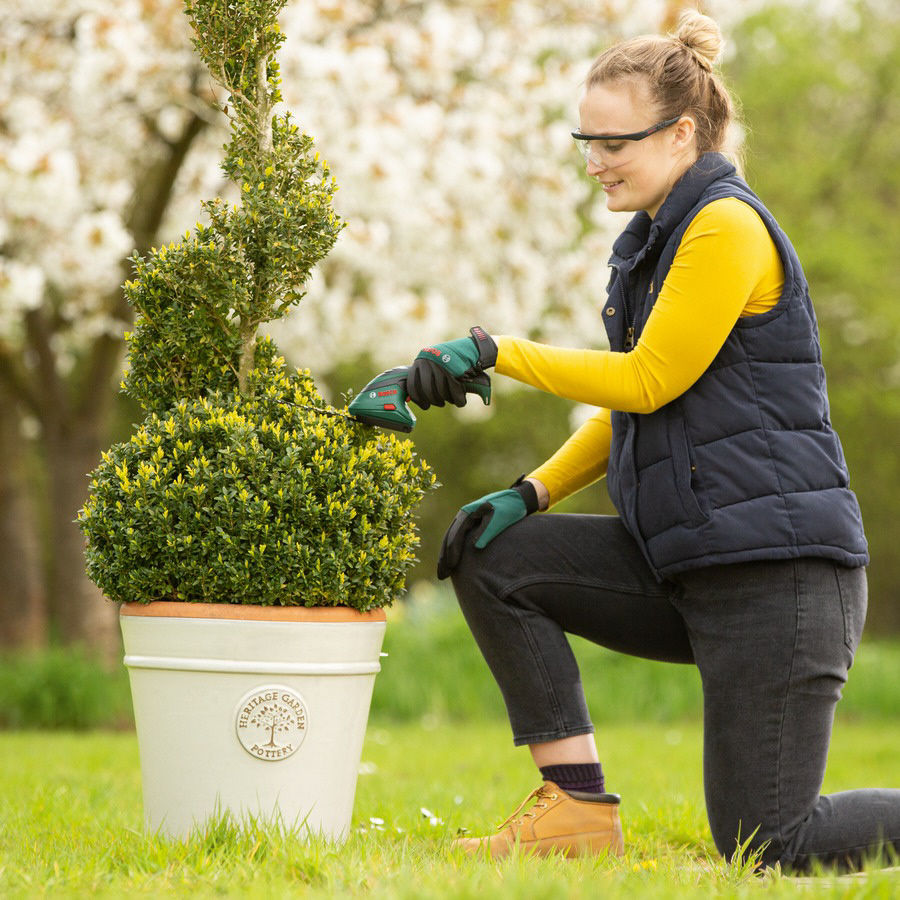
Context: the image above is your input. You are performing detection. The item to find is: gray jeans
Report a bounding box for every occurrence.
[452,513,900,871]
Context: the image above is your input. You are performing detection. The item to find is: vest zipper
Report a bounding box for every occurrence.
[610,263,636,351]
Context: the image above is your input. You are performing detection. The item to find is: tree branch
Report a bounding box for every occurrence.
[0,341,42,417]
[73,100,211,419]
[24,305,69,428]
[129,109,210,255]
[256,51,273,154]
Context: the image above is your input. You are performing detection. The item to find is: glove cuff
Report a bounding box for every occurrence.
[469,326,498,369]
[510,475,540,515]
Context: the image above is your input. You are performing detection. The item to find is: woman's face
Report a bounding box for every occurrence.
[577,80,697,219]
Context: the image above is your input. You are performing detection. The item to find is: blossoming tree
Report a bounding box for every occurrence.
[0,0,215,652]
[1,0,681,652]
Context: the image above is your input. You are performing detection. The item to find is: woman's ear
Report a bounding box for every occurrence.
[673,115,697,150]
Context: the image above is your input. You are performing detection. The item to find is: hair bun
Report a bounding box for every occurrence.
[674,9,723,71]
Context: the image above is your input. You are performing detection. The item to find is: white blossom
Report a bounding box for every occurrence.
[0,0,201,359]
[2,0,753,384]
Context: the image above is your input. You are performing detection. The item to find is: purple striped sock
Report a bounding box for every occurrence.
[539,762,605,795]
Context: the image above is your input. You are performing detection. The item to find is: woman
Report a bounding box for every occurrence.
[405,10,899,872]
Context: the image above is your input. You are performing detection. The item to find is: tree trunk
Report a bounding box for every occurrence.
[22,109,210,661]
[238,322,258,397]
[0,102,208,657]
[0,394,47,649]
[44,412,120,662]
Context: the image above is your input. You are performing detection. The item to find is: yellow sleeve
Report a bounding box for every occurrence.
[495,198,784,414]
[527,408,612,506]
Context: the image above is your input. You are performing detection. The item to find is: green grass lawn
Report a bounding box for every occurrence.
[2,721,899,898]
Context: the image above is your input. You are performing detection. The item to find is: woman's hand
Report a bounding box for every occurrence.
[437,477,540,579]
[406,326,497,409]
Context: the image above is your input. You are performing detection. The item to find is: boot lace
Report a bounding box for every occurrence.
[497,783,559,831]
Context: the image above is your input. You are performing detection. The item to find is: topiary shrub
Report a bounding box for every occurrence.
[78,0,435,609]
[81,363,433,610]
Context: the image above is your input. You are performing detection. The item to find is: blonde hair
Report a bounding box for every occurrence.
[585,10,743,172]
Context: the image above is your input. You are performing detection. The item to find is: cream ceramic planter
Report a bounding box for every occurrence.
[120,601,386,841]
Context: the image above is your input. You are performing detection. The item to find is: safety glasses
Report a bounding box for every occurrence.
[571,115,682,165]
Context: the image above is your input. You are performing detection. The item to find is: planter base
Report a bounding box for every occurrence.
[120,602,386,841]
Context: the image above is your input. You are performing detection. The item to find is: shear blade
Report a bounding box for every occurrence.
[291,402,355,422]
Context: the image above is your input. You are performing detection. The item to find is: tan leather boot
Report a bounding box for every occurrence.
[454,781,625,859]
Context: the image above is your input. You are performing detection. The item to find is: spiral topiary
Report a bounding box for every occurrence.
[78,0,435,608]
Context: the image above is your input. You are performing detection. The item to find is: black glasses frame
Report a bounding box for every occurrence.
[571,115,682,143]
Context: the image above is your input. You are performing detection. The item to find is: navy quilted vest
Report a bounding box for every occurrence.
[603,153,868,579]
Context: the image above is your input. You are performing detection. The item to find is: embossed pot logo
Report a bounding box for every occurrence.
[235,685,308,761]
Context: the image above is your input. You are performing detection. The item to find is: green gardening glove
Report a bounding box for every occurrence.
[407,326,497,409]
[437,477,539,580]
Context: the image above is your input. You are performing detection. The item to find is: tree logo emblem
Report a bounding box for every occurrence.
[234,685,308,761]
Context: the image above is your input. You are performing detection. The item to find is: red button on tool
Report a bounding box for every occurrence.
[382,403,396,411]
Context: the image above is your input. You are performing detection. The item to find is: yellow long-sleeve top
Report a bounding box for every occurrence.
[495,198,785,507]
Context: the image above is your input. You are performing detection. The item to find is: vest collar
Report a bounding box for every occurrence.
[610,152,737,268]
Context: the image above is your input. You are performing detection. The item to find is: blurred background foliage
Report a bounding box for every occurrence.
[5,586,900,730]
[1,0,899,656]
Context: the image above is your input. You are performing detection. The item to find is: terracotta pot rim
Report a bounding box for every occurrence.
[120,601,387,623]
